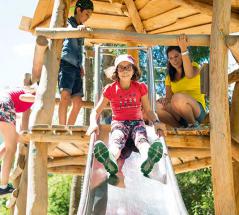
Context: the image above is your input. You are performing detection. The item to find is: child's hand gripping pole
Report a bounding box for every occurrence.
[153,120,167,137]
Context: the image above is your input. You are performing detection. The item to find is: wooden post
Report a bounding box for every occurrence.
[127,42,139,66]
[233,162,239,212]
[209,0,237,214]
[68,176,83,215]
[26,1,70,214]
[32,36,48,83]
[13,76,32,215]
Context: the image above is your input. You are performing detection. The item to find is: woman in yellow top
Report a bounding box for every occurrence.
[156,34,206,128]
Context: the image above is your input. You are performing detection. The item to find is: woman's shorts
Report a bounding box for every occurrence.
[0,97,16,125]
[179,102,206,127]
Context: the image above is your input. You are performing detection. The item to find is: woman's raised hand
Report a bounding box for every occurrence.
[177,34,189,52]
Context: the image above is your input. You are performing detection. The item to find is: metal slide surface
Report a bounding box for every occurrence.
[78,126,188,215]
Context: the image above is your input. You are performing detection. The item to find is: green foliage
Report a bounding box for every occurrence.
[0,198,9,215]
[177,168,214,215]
[48,174,72,215]
[189,47,210,64]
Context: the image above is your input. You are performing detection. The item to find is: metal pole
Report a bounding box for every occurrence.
[94,44,102,103]
[147,47,156,112]
[100,46,148,50]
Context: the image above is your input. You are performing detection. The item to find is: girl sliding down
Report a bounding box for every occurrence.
[87,54,166,175]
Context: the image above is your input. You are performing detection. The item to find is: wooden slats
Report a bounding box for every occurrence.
[85,13,131,30]
[174,157,211,174]
[149,13,211,34]
[139,0,180,20]
[48,155,87,168]
[158,24,211,35]
[134,0,148,10]
[166,126,210,136]
[143,6,200,32]
[48,165,85,175]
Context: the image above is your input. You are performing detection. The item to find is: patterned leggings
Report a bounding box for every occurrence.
[109,120,149,158]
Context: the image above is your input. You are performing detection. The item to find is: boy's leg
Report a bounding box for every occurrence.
[67,96,82,125]
[58,90,71,125]
[67,75,83,125]
[58,60,76,125]
[0,122,18,187]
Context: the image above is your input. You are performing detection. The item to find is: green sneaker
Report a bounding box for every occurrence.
[141,140,163,175]
[94,140,118,175]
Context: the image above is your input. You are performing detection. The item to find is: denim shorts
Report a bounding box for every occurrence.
[179,102,206,127]
[58,60,83,97]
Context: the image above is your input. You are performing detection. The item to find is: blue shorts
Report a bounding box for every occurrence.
[179,102,206,127]
[58,60,84,97]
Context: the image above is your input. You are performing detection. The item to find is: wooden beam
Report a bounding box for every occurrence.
[209,0,237,214]
[233,161,239,213]
[26,1,70,214]
[48,165,85,175]
[169,147,210,158]
[134,0,148,10]
[30,132,89,144]
[229,69,239,85]
[231,82,239,146]
[36,28,211,46]
[232,140,239,162]
[124,0,145,33]
[166,135,210,148]
[32,36,48,83]
[226,35,239,63]
[167,127,209,136]
[19,16,32,32]
[48,156,87,168]
[174,157,211,174]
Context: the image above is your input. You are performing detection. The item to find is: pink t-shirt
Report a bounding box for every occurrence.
[103,81,148,121]
[8,89,34,113]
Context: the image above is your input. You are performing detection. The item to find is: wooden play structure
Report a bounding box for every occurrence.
[6,0,239,214]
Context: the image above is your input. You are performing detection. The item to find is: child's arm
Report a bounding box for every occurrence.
[86,95,109,135]
[141,94,166,136]
[19,93,35,103]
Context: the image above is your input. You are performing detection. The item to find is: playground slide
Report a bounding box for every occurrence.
[78,126,188,215]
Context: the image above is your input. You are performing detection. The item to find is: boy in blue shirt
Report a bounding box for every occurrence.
[58,0,94,125]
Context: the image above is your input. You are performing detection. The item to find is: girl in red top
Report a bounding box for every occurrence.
[0,85,36,196]
[87,54,166,176]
